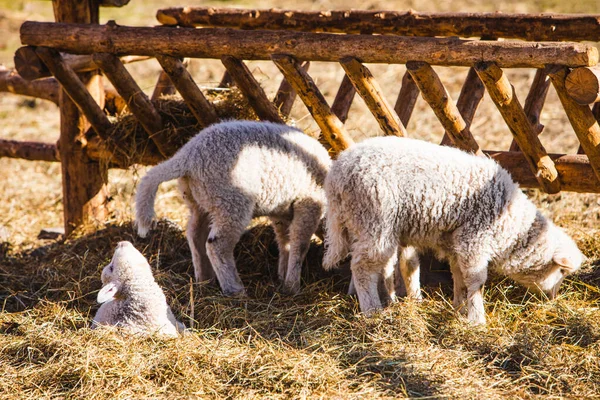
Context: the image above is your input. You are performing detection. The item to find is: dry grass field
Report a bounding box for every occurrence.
[2,0,600,398]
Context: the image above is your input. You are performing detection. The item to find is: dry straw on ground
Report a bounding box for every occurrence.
[2,0,600,398]
[1,219,599,399]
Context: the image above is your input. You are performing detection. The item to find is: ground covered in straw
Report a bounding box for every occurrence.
[1,219,600,399]
[2,0,600,398]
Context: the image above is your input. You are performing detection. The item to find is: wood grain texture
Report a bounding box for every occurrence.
[157,55,220,127]
[475,61,561,193]
[340,57,405,137]
[407,61,482,155]
[156,7,600,42]
[20,22,599,68]
[221,55,285,123]
[271,54,354,155]
[547,65,600,182]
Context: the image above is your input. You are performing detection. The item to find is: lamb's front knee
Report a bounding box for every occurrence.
[463,270,487,325]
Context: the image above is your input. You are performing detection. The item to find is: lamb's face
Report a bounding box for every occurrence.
[512,227,583,299]
[98,241,153,303]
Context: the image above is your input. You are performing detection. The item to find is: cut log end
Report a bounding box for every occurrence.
[565,67,600,104]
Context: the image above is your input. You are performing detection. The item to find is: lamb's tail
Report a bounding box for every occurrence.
[135,156,186,237]
[322,193,351,270]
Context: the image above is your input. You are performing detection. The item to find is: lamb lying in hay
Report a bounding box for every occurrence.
[136,120,331,296]
[92,241,185,336]
[324,136,584,325]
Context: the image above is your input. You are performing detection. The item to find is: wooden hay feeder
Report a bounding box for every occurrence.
[2,1,600,234]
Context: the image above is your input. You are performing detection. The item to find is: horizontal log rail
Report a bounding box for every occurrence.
[156,7,600,42]
[0,68,59,104]
[14,45,150,81]
[20,22,598,68]
[3,137,595,192]
[0,139,59,162]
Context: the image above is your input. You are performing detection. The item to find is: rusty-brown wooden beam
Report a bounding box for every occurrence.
[271,54,354,155]
[14,45,149,81]
[407,61,482,155]
[221,55,285,123]
[35,46,112,139]
[475,61,561,193]
[51,0,108,235]
[273,61,310,117]
[156,7,600,42]
[441,67,485,146]
[340,57,405,137]
[0,68,59,104]
[20,22,599,68]
[487,151,599,193]
[565,66,600,105]
[92,52,172,157]
[509,69,550,151]
[547,65,600,182]
[330,74,356,124]
[0,139,59,162]
[394,71,419,128]
[156,55,220,127]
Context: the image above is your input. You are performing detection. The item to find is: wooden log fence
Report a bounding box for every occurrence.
[0,68,59,104]
[20,22,598,68]
[3,7,600,234]
[156,7,600,42]
[14,45,150,81]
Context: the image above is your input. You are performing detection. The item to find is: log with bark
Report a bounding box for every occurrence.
[156,7,600,42]
[0,68,59,104]
[565,66,600,104]
[14,45,149,81]
[20,22,598,68]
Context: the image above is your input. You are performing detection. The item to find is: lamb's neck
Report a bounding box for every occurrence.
[489,194,547,274]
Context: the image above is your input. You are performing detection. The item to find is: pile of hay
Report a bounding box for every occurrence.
[102,88,266,166]
[1,218,600,398]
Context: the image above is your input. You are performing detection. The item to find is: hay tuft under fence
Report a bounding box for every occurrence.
[102,88,265,165]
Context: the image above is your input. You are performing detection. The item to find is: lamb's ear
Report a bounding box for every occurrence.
[97,282,120,303]
[553,253,579,273]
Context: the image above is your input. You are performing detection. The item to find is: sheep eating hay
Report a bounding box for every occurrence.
[135,120,331,296]
[92,241,184,336]
[324,136,584,325]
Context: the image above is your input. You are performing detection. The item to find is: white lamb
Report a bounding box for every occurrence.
[324,136,584,325]
[92,241,185,336]
[135,120,331,296]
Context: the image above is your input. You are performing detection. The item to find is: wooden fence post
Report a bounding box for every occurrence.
[53,0,108,235]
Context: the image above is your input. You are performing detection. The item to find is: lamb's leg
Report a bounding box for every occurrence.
[204,195,253,297]
[188,208,216,283]
[270,217,291,283]
[179,178,215,283]
[351,252,386,315]
[450,261,468,316]
[380,248,399,305]
[463,267,487,325]
[284,199,322,294]
[454,257,487,325]
[398,246,422,300]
